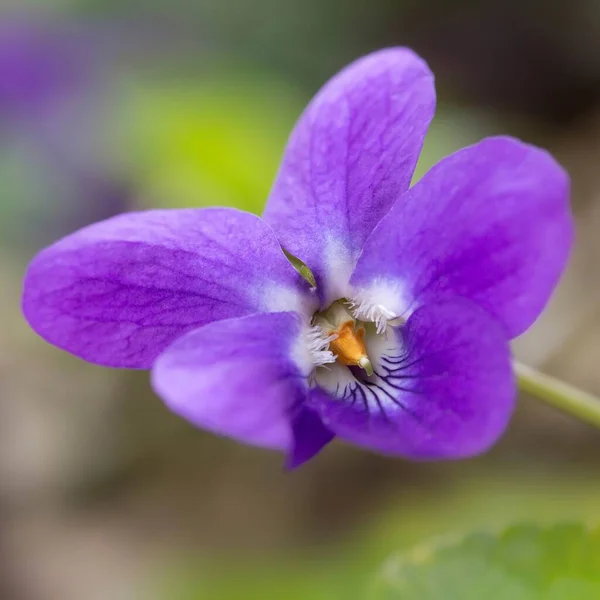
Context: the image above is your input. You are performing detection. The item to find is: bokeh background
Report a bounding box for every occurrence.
[2,1,600,599]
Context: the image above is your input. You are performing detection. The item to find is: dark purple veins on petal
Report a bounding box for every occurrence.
[308,299,516,460]
[22,208,312,368]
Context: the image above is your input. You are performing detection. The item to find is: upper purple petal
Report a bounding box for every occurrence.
[152,312,322,454]
[308,299,516,459]
[350,136,573,338]
[23,208,315,368]
[263,48,435,306]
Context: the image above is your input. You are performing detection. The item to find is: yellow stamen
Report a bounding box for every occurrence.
[328,321,372,375]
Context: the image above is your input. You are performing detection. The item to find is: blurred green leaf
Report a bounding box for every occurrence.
[119,69,499,216]
[361,472,600,567]
[167,560,355,600]
[120,71,302,214]
[371,523,600,600]
[157,473,600,600]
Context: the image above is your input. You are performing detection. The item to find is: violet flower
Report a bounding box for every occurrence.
[0,17,91,119]
[22,49,573,468]
[0,16,132,247]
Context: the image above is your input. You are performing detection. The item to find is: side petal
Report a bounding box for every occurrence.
[152,312,315,453]
[264,48,435,305]
[23,208,315,368]
[307,300,516,460]
[351,136,573,338]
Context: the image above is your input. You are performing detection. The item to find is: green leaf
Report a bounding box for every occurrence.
[371,523,600,600]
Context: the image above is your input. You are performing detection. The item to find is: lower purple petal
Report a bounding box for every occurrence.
[152,312,314,453]
[23,208,314,368]
[286,407,335,470]
[308,299,516,459]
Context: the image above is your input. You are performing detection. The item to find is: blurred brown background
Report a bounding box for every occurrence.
[2,1,600,599]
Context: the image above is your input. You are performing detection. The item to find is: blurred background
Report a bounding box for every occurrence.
[2,1,600,598]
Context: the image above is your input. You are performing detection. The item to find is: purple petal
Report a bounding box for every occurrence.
[152,312,313,452]
[307,300,515,459]
[23,208,315,368]
[351,137,573,338]
[286,407,334,470]
[264,48,435,306]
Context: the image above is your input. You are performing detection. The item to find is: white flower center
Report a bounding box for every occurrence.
[314,321,407,411]
[305,326,337,368]
[348,279,412,333]
[348,298,396,334]
[303,297,400,387]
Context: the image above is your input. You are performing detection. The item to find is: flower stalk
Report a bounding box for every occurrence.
[515,361,600,429]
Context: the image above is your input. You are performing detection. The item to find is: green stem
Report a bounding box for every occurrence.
[515,361,600,429]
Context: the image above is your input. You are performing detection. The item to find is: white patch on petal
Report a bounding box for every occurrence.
[262,282,318,319]
[315,328,412,416]
[314,325,413,414]
[306,326,338,368]
[315,328,419,419]
[292,324,337,376]
[350,298,395,334]
[364,325,401,366]
[322,236,354,305]
[350,278,413,332]
[314,361,356,395]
